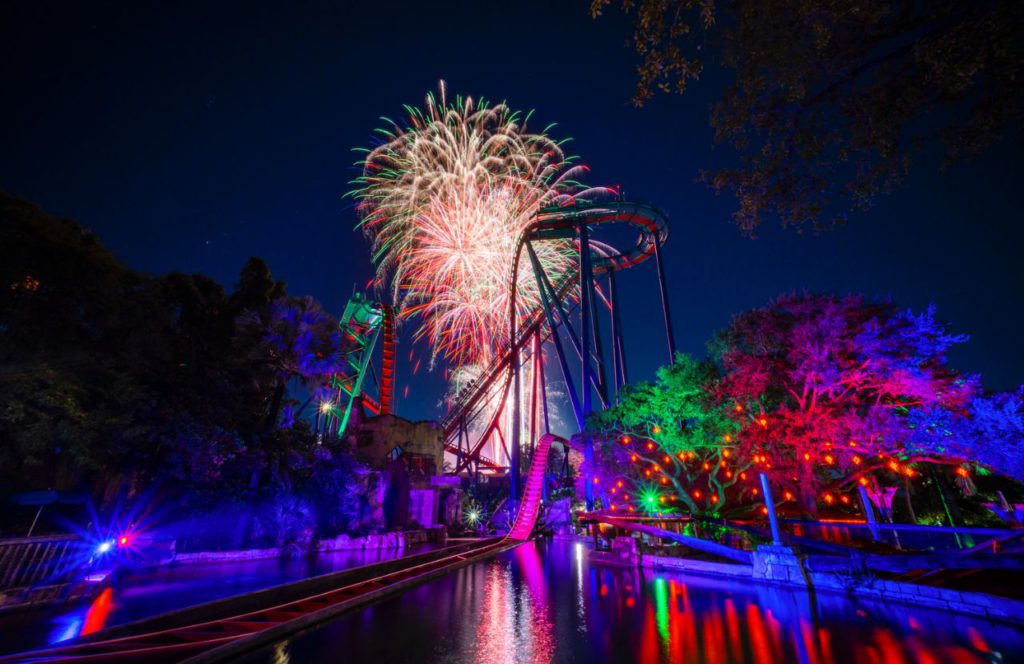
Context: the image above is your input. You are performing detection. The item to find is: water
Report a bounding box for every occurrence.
[0,545,433,656]
[242,540,1024,664]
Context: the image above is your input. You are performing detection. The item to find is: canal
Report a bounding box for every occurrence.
[0,544,434,656]
[240,539,1024,664]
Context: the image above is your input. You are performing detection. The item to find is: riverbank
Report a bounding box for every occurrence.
[588,538,1024,627]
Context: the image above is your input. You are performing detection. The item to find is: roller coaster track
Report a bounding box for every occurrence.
[2,436,560,663]
[508,434,565,540]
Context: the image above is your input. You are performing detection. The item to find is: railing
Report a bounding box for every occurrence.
[0,534,82,590]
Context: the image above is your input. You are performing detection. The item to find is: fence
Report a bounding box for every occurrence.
[0,534,82,591]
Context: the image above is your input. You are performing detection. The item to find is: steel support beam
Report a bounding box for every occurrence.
[652,232,677,363]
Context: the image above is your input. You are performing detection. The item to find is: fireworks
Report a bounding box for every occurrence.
[353,81,609,368]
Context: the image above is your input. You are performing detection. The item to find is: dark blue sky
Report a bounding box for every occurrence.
[3,1,1021,421]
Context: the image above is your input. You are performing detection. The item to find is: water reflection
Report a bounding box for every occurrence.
[0,545,432,656]
[471,543,555,664]
[241,540,1023,664]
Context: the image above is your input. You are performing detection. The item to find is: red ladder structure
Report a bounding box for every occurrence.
[378,305,396,416]
[507,433,565,541]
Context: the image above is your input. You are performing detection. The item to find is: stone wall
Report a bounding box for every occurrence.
[350,414,444,473]
[170,528,434,565]
[639,542,1024,627]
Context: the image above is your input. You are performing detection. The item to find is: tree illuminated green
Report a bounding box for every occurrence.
[588,354,748,515]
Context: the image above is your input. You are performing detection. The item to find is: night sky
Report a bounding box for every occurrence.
[3,1,1021,422]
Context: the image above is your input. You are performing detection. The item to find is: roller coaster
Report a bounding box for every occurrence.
[320,199,677,501]
[443,199,677,509]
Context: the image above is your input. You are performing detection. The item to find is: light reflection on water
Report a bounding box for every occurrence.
[244,540,1024,664]
[0,546,429,656]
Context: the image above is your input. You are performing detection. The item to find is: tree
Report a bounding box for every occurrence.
[0,194,357,540]
[907,387,1024,485]
[235,295,343,434]
[585,293,1016,520]
[714,293,978,516]
[588,355,745,515]
[592,1,1024,233]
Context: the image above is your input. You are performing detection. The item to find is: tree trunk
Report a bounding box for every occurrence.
[931,466,964,527]
[903,476,918,524]
[266,378,287,431]
[797,468,818,520]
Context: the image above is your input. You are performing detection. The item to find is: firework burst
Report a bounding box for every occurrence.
[353,81,609,369]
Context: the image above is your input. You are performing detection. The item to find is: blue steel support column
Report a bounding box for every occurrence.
[760,472,782,545]
[538,332,553,502]
[858,484,880,542]
[589,271,609,406]
[510,337,521,510]
[533,252,605,406]
[528,244,584,430]
[608,271,628,391]
[652,232,677,363]
[579,223,596,510]
[539,340,551,434]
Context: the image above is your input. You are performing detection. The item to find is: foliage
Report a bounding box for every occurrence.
[715,293,975,513]
[587,293,1022,519]
[0,193,365,540]
[589,355,743,514]
[592,1,1024,233]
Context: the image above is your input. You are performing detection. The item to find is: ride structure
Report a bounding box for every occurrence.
[316,294,397,438]
[440,199,677,511]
